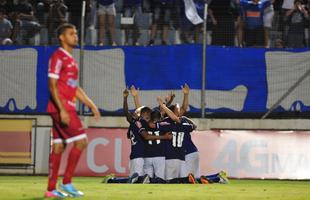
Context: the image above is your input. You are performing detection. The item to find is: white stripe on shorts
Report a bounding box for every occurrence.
[53,138,63,144]
[66,133,87,143]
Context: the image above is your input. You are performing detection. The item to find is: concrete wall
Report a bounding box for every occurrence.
[1,115,310,130]
[1,115,310,175]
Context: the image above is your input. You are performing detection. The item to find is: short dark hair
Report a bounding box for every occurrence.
[141,106,152,115]
[151,109,161,122]
[56,23,76,38]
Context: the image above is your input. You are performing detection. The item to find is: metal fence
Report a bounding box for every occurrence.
[1,0,310,118]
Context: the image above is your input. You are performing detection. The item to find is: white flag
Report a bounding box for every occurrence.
[183,0,204,25]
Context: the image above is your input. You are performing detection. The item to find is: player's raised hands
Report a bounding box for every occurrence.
[157,96,164,105]
[123,88,129,97]
[130,85,139,97]
[181,83,190,95]
[165,91,175,103]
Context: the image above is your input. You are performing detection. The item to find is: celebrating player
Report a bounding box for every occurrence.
[157,97,228,184]
[45,23,101,198]
[103,89,172,184]
[156,97,197,182]
[140,109,167,183]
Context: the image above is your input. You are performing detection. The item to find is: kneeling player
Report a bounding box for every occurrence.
[103,89,171,183]
[157,98,228,184]
[141,109,167,183]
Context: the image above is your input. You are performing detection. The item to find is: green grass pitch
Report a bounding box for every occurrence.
[0,176,309,200]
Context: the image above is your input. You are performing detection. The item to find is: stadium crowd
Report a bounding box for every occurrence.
[0,0,309,48]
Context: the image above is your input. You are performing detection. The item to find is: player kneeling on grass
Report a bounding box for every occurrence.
[140,109,168,183]
[45,23,101,198]
[102,89,172,184]
[155,98,228,184]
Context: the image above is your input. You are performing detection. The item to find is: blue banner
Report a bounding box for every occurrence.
[0,45,309,115]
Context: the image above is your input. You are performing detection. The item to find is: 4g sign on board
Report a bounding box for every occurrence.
[59,129,310,179]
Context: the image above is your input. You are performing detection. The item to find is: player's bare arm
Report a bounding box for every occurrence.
[165,91,175,107]
[123,88,133,123]
[130,85,142,109]
[180,83,190,116]
[48,78,70,125]
[76,87,100,120]
[157,97,181,123]
[140,130,172,140]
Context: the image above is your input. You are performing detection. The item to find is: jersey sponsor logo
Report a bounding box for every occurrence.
[68,62,76,68]
[246,11,261,17]
[67,78,78,88]
[67,100,76,107]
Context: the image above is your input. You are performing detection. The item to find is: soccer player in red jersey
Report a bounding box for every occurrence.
[44,23,101,198]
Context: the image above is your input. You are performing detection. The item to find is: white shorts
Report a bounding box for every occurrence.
[144,157,165,180]
[97,3,116,16]
[263,5,274,28]
[129,158,144,176]
[185,152,200,178]
[165,159,187,180]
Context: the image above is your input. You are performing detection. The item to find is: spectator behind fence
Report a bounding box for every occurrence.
[209,0,236,46]
[97,0,117,46]
[12,0,41,44]
[123,0,142,46]
[180,1,217,44]
[0,0,12,15]
[0,9,13,45]
[282,0,295,10]
[148,0,176,45]
[85,0,97,29]
[263,0,275,48]
[36,0,52,27]
[65,0,83,30]
[239,0,271,47]
[285,0,309,47]
[281,0,294,43]
[275,38,285,48]
[48,0,68,44]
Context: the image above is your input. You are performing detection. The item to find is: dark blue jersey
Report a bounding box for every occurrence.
[156,118,194,160]
[181,117,198,155]
[128,119,145,159]
[140,120,166,158]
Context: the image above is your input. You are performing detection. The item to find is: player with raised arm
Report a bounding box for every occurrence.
[45,23,101,198]
[158,97,228,184]
[130,85,142,109]
[123,88,147,183]
[140,109,168,183]
[156,97,196,183]
[178,84,200,179]
[103,88,171,184]
[130,85,176,117]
